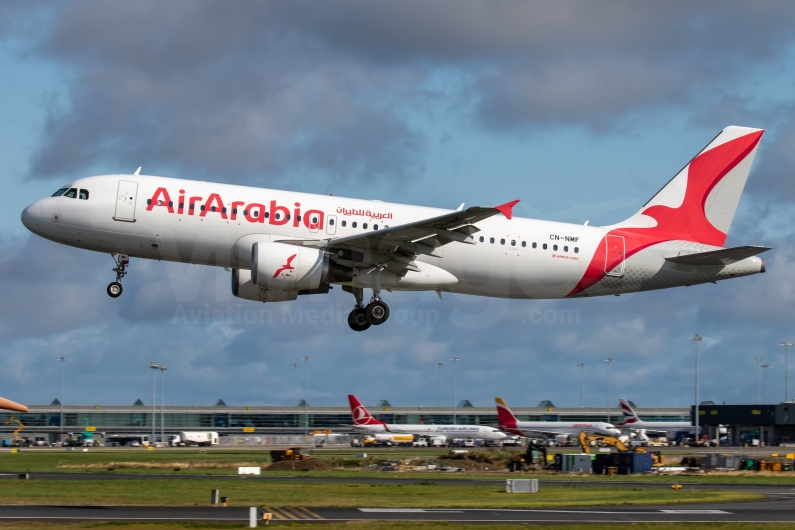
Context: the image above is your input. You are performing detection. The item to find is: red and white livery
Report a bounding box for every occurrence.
[21,126,769,331]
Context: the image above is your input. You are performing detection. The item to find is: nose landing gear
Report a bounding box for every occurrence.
[107,254,129,298]
[345,287,390,331]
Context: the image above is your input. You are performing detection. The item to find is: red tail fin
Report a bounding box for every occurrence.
[348,394,384,426]
[495,397,517,426]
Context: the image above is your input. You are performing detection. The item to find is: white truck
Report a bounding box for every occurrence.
[169,431,219,447]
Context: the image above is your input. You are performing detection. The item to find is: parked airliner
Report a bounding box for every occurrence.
[617,398,696,439]
[21,126,769,331]
[348,395,506,441]
[496,397,620,442]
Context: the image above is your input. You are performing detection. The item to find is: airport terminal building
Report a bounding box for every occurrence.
[1,400,690,443]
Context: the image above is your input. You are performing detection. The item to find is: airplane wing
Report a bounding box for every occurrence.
[665,245,771,266]
[276,200,519,273]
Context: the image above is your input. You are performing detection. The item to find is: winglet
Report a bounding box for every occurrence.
[494,200,520,220]
[133,167,141,176]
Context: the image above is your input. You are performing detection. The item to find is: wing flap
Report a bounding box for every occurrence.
[665,245,770,266]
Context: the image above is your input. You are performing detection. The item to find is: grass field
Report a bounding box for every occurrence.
[4,448,795,484]
[0,479,762,508]
[0,522,788,530]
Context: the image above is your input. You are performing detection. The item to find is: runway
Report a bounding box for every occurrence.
[1,498,795,523]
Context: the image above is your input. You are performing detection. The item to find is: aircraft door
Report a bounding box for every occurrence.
[114,181,139,222]
[604,235,625,277]
[326,214,337,235]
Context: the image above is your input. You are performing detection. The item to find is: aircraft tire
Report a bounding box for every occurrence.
[348,308,370,332]
[107,282,123,298]
[365,300,389,325]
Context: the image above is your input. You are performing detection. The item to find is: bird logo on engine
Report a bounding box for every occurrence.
[272,254,297,279]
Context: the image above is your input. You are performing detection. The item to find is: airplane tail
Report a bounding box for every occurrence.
[495,397,518,426]
[347,394,385,427]
[617,398,640,426]
[610,126,764,248]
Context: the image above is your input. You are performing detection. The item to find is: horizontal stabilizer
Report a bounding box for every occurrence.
[665,245,770,266]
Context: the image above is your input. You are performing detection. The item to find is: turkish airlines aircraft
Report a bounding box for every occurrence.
[495,397,620,441]
[348,395,506,442]
[21,126,769,331]
[617,398,695,438]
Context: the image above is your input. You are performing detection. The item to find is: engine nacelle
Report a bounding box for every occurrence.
[251,242,326,291]
[231,268,298,302]
[553,434,570,445]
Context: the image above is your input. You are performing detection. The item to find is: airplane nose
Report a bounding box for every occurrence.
[21,202,41,232]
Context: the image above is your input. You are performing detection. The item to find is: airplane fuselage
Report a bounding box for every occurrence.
[21,174,765,301]
[353,422,506,441]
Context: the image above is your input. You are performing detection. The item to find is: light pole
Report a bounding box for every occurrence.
[780,342,793,402]
[148,361,159,443]
[755,358,763,404]
[450,357,460,425]
[57,357,67,438]
[291,363,299,406]
[604,358,613,423]
[302,356,310,436]
[691,335,704,443]
[577,363,586,408]
[436,363,443,407]
[762,363,771,404]
[158,365,167,443]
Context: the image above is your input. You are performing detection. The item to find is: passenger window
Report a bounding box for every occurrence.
[52,188,68,197]
[532,242,537,249]
[286,214,291,221]
[564,246,568,252]
[553,244,558,251]
[542,243,547,250]
[64,188,77,199]
[373,224,378,230]
[297,215,302,222]
[521,241,526,247]
[500,239,505,245]
[490,237,495,244]
[511,240,516,246]
[363,223,368,229]
[265,211,269,218]
[342,220,347,227]
[329,218,335,225]
[479,236,484,243]
[253,210,259,218]
[574,247,579,253]
[352,222,357,228]
[78,189,89,200]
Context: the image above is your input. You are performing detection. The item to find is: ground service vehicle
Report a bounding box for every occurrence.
[169,432,219,447]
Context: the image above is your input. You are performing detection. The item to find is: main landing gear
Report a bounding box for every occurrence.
[346,287,390,332]
[107,254,129,298]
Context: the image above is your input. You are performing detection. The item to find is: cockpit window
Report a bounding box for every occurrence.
[79,189,89,200]
[52,188,68,197]
[63,188,78,199]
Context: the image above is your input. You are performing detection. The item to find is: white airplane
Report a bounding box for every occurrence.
[21,126,769,331]
[348,395,506,442]
[496,397,620,443]
[617,398,696,439]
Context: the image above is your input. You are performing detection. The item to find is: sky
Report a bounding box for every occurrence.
[2,1,795,411]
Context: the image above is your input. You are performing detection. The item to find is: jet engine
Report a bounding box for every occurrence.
[553,434,570,446]
[232,241,352,302]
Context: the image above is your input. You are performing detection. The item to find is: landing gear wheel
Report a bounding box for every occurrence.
[107,282,123,298]
[348,308,371,332]
[365,300,390,325]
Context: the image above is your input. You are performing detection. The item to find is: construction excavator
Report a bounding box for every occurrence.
[578,431,664,466]
[3,416,31,447]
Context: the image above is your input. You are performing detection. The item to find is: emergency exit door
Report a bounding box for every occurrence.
[114,181,138,222]
[604,235,625,277]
